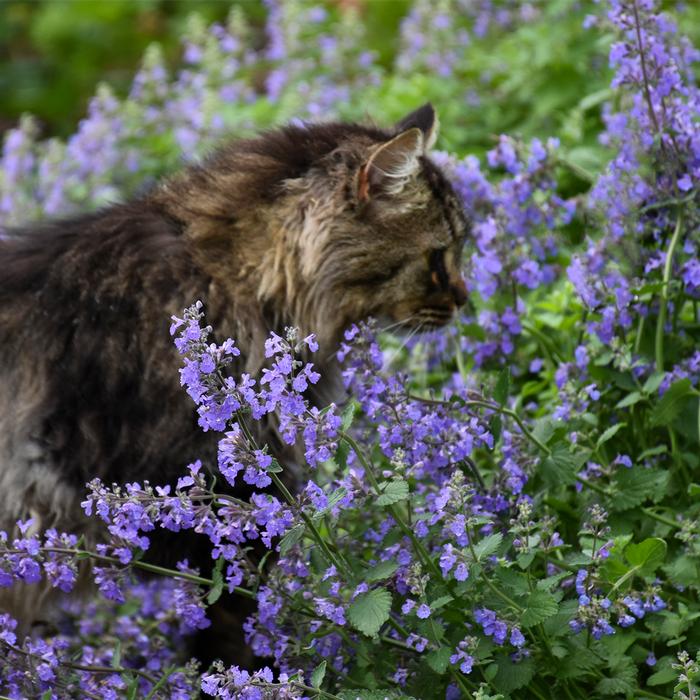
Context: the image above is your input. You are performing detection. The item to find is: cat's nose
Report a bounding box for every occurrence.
[450,276,468,307]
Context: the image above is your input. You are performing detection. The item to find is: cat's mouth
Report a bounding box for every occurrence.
[403,306,456,331]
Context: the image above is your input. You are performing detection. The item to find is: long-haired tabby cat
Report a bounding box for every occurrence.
[0,103,468,658]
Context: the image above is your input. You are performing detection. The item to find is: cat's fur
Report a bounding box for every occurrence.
[0,104,469,642]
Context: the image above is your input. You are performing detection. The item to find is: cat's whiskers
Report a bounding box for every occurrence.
[384,321,424,370]
[376,314,418,334]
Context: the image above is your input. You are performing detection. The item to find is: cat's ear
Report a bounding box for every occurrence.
[357,127,423,202]
[394,103,439,150]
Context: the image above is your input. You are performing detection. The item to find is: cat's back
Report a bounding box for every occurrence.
[0,200,211,503]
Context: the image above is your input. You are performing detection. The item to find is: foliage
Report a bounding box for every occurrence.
[2,0,700,698]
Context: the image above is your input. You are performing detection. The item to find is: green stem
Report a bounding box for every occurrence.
[234,410,350,576]
[341,433,442,578]
[636,691,677,700]
[466,524,523,613]
[641,507,681,529]
[555,155,596,184]
[655,212,683,371]
[575,475,611,497]
[269,471,348,575]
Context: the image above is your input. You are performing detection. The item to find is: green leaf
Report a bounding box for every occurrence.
[532,417,559,446]
[536,571,570,591]
[279,523,305,555]
[625,537,666,574]
[311,661,327,689]
[347,588,392,638]
[615,391,643,409]
[341,402,357,432]
[365,560,398,582]
[376,479,409,506]
[424,647,452,675]
[595,656,636,696]
[207,556,226,605]
[125,674,140,700]
[429,594,454,611]
[496,567,530,595]
[312,487,349,521]
[473,533,503,561]
[650,378,693,426]
[494,367,510,406]
[596,422,626,450]
[490,414,502,444]
[491,655,535,693]
[521,590,559,627]
[638,444,668,460]
[112,639,122,669]
[664,555,699,587]
[610,468,668,511]
[647,657,680,686]
[643,371,666,394]
[267,458,283,473]
[540,444,588,486]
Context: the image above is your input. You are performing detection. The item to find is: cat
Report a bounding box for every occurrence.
[0,103,469,657]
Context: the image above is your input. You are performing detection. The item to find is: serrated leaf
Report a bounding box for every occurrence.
[347,588,392,637]
[596,422,626,450]
[521,590,559,627]
[595,657,636,696]
[365,560,398,582]
[664,555,699,587]
[532,417,559,446]
[473,532,503,561]
[494,367,510,406]
[424,647,452,675]
[312,487,348,521]
[341,402,357,432]
[540,444,588,486]
[536,571,569,591]
[625,537,666,574]
[491,656,535,693]
[557,639,603,679]
[650,378,693,426]
[615,391,643,409]
[610,468,668,511]
[376,480,409,506]
[268,458,283,473]
[207,556,226,605]
[311,661,326,689]
[279,523,305,555]
[496,567,530,595]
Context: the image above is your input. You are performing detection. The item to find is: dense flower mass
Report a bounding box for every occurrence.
[3,0,700,698]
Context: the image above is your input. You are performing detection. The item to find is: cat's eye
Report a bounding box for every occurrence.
[428,248,450,289]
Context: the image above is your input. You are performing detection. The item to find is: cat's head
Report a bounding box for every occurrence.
[168,104,469,345]
[287,104,469,340]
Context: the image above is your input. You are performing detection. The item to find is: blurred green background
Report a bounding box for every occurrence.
[0,0,416,138]
[1,0,698,153]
